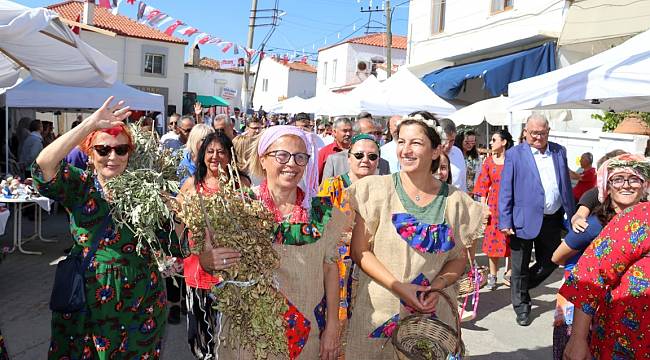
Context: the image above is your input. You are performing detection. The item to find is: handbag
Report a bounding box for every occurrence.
[49,215,111,313]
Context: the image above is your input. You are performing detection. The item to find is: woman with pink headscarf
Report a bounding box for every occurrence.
[218,125,340,359]
[550,154,649,359]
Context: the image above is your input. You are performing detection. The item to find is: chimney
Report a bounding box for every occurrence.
[82,0,95,26]
[191,45,200,65]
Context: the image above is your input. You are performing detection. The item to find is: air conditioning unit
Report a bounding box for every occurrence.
[356,60,370,74]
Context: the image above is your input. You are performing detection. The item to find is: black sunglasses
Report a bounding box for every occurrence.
[93,144,130,157]
[265,150,310,166]
[350,152,379,161]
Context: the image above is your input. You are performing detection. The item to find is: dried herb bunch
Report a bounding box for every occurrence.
[177,166,289,359]
[104,123,182,271]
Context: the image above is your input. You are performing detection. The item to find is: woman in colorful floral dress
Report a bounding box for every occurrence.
[551,154,649,359]
[473,129,514,290]
[218,125,340,359]
[33,97,183,360]
[343,117,485,359]
[560,201,650,360]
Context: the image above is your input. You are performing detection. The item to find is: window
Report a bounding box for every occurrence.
[183,73,189,92]
[144,53,165,75]
[491,0,513,14]
[332,59,337,82]
[323,62,328,85]
[431,0,445,34]
[262,79,269,92]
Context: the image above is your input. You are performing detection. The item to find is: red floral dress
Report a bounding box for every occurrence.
[559,202,650,359]
[473,156,510,257]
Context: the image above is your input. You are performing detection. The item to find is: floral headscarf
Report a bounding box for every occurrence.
[596,153,650,203]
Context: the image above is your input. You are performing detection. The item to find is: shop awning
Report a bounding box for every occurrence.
[421,42,557,99]
[197,95,229,107]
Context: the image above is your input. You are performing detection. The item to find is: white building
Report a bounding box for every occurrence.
[316,33,407,95]
[252,57,316,110]
[184,45,252,111]
[49,0,187,116]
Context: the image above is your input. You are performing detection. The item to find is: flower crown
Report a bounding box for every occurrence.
[401,114,445,139]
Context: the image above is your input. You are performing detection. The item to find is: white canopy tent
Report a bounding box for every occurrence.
[360,68,457,116]
[509,28,650,112]
[448,96,511,126]
[304,76,381,116]
[2,77,164,174]
[0,0,117,88]
[265,96,309,114]
[0,77,164,111]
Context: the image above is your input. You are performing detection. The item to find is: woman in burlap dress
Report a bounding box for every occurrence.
[218,125,341,360]
[344,117,485,359]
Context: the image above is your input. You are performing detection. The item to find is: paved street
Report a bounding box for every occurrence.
[0,211,560,359]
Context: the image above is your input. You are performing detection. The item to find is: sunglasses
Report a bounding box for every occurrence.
[93,144,130,157]
[350,152,379,161]
[266,150,310,166]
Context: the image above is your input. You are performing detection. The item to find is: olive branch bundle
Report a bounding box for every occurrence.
[104,123,183,271]
[177,165,289,359]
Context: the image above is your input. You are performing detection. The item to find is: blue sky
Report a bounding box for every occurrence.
[18,0,410,63]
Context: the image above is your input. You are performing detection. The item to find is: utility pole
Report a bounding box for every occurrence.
[242,0,258,112]
[385,0,392,78]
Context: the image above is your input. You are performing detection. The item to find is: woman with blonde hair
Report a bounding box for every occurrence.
[178,123,214,186]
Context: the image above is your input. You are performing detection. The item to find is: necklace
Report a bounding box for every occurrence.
[415,194,421,201]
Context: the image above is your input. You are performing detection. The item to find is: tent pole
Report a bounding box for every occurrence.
[5,105,9,176]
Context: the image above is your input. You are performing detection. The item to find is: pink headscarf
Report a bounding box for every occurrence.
[596,153,650,203]
[257,125,318,210]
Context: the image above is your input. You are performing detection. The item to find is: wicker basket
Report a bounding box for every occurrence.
[457,266,488,298]
[392,289,465,360]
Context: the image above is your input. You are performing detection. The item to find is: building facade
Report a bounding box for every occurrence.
[316,33,407,96]
[252,57,316,110]
[49,0,187,116]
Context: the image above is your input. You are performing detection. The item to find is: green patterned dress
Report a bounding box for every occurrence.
[33,162,181,360]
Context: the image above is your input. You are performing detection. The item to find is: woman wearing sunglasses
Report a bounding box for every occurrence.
[552,154,649,360]
[318,134,381,334]
[341,115,485,358]
[218,125,340,359]
[32,97,184,359]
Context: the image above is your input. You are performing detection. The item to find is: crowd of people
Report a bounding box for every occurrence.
[2,96,647,360]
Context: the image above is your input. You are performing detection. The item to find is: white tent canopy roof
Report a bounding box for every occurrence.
[360,68,457,116]
[509,28,650,112]
[0,0,117,88]
[266,96,309,114]
[0,77,164,111]
[448,96,511,126]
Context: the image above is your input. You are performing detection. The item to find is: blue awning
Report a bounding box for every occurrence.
[421,42,557,100]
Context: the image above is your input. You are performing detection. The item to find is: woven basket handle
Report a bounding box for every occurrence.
[425,288,463,355]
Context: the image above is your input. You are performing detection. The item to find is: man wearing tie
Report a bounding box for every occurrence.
[498,114,575,326]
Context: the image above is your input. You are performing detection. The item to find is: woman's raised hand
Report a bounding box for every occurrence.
[85,96,131,130]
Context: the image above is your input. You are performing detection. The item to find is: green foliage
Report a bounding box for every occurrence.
[592,111,650,132]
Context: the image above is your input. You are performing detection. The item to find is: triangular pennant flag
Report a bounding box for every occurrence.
[198,34,212,45]
[233,44,240,55]
[178,26,199,37]
[193,32,209,47]
[136,2,146,20]
[97,0,112,9]
[244,48,256,58]
[140,6,160,23]
[111,0,122,15]
[301,56,308,64]
[127,0,136,4]
[207,37,223,44]
[221,42,233,53]
[259,51,265,59]
[154,16,174,28]
[164,19,184,35]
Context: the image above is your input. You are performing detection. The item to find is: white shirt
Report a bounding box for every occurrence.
[380,140,400,173]
[319,134,335,146]
[159,131,178,144]
[531,146,562,214]
[448,146,467,191]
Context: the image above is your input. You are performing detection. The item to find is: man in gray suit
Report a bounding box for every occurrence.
[321,113,390,181]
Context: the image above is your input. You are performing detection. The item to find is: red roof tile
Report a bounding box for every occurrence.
[319,33,407,52]
[286,61,317,73]
[48,0,187,44]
